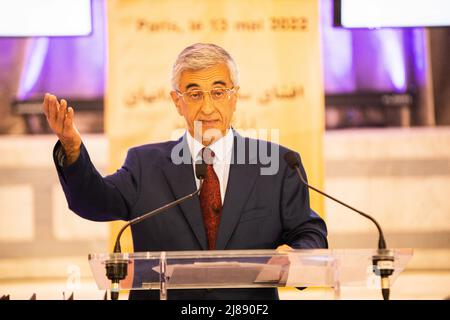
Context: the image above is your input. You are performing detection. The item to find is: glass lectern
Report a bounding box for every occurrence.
[89,248,413,300]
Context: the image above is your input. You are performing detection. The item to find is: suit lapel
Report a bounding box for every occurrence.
[161,132,261,251]
[162,138,207,250]
[215,133,260,250]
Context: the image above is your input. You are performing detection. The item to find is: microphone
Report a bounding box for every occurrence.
[106,161,207,300]
[283,151,394,300]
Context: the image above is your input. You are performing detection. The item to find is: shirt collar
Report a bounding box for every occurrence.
[185,128,234,162]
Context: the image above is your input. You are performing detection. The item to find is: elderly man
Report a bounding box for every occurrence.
[43,43,327,300]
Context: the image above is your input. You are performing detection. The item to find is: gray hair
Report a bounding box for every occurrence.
[171,43,239,90]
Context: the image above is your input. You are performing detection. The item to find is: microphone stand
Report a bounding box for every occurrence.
[106,163,206,300]
[284,152,394,300]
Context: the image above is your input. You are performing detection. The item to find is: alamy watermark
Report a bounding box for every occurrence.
[170,121,281,176]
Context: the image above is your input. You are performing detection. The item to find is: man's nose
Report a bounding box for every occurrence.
[200,93,215,114]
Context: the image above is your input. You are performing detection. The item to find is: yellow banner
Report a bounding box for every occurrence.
[106,0,325,252]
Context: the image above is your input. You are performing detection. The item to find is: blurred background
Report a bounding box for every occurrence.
[0,0,449,299]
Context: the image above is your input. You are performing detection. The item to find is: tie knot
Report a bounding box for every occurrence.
[201,148,215,165]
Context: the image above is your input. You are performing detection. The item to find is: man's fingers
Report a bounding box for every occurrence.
[48,95,57,123]
[49,94,61,125]
[43,94,77,141]
[43,93,50,119]
[64,106,74,129]
[57,99,67,127]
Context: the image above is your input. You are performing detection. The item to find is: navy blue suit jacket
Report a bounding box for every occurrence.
[54,131,327,300]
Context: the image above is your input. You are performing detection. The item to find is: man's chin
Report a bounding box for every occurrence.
[201,128,225,145]
[191,124,228,145]
[201,132,219,145]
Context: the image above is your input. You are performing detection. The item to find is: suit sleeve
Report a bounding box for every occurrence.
[53,141,140,222]
[280,153,328,249]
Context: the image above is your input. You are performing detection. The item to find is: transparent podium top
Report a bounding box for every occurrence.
[88,248,413,290]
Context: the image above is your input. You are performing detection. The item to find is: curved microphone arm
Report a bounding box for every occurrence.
[113,181,204,253]
[283,151,393,300]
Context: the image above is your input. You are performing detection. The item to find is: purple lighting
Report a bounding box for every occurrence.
[411,29,427,84]
[17,38,49,100]
[8,0,106,101]
[376,30,407,92]
[321,0,418,94]
[2,0,429,103]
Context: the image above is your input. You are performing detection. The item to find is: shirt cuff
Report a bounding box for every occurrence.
[54,142,67,167]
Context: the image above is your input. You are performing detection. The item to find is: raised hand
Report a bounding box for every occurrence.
[43,93,82,165]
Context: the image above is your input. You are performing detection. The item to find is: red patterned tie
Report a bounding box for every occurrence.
[199,148,222,250]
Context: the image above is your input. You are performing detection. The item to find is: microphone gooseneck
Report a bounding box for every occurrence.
[106,161,207,300]
[283,151,394,300]
[284,152,387,249]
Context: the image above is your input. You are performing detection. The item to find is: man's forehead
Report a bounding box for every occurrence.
[179,64,231,89]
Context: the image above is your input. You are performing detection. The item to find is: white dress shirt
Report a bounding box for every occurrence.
[185,128,234,204]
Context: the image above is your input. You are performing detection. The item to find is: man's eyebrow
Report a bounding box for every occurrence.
[185,81,227,91]
[185,83,200,90]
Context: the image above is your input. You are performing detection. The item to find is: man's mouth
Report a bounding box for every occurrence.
[200,120,220,127]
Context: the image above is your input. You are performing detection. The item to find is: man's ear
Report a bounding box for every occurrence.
[170,91,183,116]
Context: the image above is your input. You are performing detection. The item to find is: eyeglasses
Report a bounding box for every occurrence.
[176,87,236,104]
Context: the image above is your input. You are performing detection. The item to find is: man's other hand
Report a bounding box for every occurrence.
[43,93,82,165]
